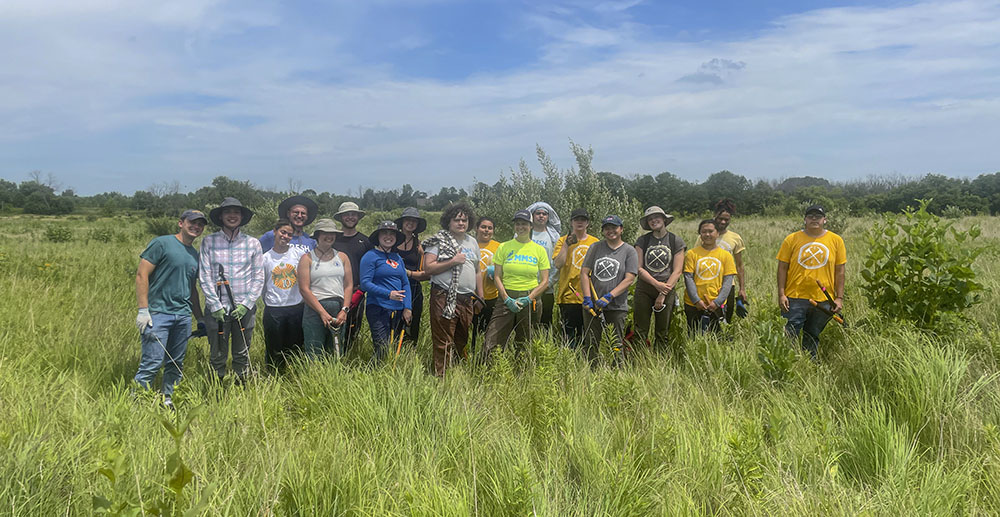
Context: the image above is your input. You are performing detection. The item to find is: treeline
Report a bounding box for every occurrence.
[2,149,999,218]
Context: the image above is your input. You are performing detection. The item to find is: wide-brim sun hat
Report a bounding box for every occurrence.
[333,201,366,222]
[640,206,675,230]
[394,207,427,234]
[209,197,254,227]
[311,218,343,239]
[279,195,319,226]
[369,220,405,247]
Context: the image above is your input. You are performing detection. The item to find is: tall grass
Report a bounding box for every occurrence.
[1,213,1000,514]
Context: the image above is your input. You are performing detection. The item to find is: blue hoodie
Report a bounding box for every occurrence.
[360,248,412,310]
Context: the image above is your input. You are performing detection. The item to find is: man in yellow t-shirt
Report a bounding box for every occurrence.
[472,216,501,349]
[714,198,747,322]
[551,208,599,348]
[776,205,846,358]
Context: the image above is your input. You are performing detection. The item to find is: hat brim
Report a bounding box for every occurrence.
[394,216,427,234]
[279,196,319,226]
[334,209,366,222]
[311,229,343,240]
[209,205,254,227]
[640,212,674,231]
[369,228,406,247]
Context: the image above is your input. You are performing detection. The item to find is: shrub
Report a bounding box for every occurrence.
[88,227,116,243]
[145,217,177,236]
[43,225,72,243]
[941,205,968,219]
[861,199,984,328]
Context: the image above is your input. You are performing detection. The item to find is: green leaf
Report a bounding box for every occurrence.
[92,495,112,511]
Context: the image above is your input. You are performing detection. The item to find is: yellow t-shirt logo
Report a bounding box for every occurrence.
[572,244,590,268]
[696,256,722,281]
[479,248,494,271]
[797,242,830,270]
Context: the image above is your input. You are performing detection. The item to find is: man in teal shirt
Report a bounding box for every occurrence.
[134,209,206,408]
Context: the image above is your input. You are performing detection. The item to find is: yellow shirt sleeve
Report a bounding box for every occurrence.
[723,249,737,276]
[776,233,795,263]
[684,249,696,274]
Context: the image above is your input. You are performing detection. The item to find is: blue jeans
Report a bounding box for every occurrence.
[303,298,344,359]
[366,303,406,364]
[782,298,834,358]
[134,312,191,396]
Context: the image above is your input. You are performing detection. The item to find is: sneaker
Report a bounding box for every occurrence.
[163,396,175,411]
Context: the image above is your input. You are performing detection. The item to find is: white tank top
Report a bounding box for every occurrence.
[309,249,345,300]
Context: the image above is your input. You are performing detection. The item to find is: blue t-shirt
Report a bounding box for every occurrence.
[258,230,316,254]
[360,249,412,311]
[140,235,200,315]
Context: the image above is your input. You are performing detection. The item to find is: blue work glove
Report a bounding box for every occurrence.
[135,308,153,333]
[517,296,532,310]
[231,304,249,320]
[582,296,594,310]
[596,293,613,309]
[211,309,226,323]
[504,296,523,313]
[485,265,495,281]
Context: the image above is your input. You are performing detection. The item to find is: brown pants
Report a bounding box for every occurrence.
[480,289,542,363]
[429,286,475,376]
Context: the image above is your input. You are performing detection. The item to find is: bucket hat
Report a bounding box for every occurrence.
[279,195,319,226]
[209,197,254,227]
[311,218,343,239]
[639,206,675,230]
[369,221,405,247]
[333,201,366,222]
[394,207,427,234]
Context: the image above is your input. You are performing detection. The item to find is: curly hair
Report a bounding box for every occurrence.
[439,202,476,230]
[714,198,736,216]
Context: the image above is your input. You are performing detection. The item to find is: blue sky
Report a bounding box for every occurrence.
[1,0,999,195]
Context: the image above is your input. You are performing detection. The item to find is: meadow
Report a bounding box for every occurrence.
[3,212,1000,515]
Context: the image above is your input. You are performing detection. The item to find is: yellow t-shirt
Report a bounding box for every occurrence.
[552,234,599,304]
[494,239,550,292]
[775,230,847,300]
[478,239,501,300]
[717,230,745,255]
[683,246,737,306]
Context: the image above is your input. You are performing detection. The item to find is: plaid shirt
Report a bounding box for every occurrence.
[199,229,265,313]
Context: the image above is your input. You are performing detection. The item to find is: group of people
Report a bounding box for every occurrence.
[133,194,845,407]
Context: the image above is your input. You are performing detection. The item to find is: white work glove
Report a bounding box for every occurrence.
[136,308,153,333]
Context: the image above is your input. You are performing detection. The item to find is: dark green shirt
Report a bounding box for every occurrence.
[141,235,199,315]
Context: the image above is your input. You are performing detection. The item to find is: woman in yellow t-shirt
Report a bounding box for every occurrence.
[479,210,550,362]
[683,219,737,333]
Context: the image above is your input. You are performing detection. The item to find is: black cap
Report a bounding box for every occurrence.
[513,209,532,223]
[601,215,623,227]
[570,208,590,221]
[805,204,826,216]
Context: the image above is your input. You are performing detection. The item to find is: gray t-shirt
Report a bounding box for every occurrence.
[425,234,480,294]
[635,231,686,293]
[582,240,639,311]
[532,229,557,293]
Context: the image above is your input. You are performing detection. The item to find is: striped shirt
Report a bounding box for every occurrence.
[199,229,265,313]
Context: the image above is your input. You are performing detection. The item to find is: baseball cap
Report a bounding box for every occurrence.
[180,209,208,223]
[601,215,623,227]
[513,209,532,222]
[805,205,826,216]
[570,208,590,221]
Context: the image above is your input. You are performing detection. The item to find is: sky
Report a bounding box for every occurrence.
[1,0,999,195]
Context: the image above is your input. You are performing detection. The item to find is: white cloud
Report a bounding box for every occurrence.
[1,0,999,194]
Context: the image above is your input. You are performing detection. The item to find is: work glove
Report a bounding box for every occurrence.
[582,296,594,310]
[517,296,532,310]
[135,308,153,333]
[231,304,249,320]
[596,293,614,309]
[504,296,523,313]
[211,309,226,323]
[735,297,750,318]
[485,265,495,281]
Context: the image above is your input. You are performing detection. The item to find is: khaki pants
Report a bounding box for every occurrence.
[480,289,542,363]
[429,286,476,376]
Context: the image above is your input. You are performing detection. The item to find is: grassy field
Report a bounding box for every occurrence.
[3,213,1000,515]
